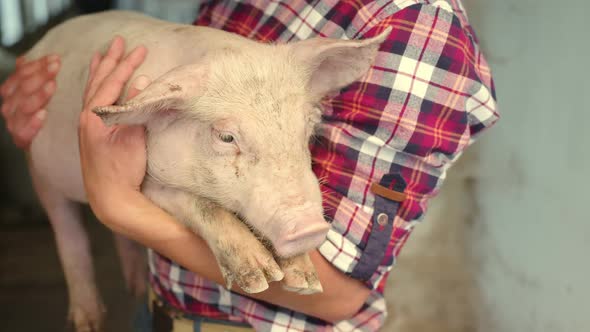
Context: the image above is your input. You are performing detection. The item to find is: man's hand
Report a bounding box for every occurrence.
[77,36,150,226]
[0,55,60,148]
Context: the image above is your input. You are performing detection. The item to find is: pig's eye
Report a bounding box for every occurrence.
[218,132,235,143]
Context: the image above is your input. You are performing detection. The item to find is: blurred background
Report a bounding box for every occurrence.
[0,0,588,331]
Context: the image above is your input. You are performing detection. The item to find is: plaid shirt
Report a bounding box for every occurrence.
[149,0,498,330]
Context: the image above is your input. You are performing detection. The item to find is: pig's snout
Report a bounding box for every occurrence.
[272,214,330,258]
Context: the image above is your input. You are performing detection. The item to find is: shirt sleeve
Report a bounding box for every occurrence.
[313,3,499,290]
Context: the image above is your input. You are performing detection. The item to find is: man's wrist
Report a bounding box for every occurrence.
[91,187,147,227]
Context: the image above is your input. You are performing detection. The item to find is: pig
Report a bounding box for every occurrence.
[23,10,390,332]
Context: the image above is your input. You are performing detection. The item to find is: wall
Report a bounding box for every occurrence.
[464,1,590,331]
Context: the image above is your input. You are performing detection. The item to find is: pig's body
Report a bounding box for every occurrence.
[28,11,246,202]
[25,10,389,331]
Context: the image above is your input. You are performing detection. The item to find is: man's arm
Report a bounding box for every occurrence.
[101,189,370,323]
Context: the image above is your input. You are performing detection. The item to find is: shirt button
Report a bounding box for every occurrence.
[377,213,388,226]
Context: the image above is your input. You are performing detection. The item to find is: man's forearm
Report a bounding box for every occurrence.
[101,190,370,322]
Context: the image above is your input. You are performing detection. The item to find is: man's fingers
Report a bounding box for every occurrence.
[16,55,59,78]
[18,81,56,114]
[18,55,60,96]
[15,114,45,148]
[1,99,14,118]
[84,52,103,103]
[1,74,19,97]
[88,46,147,110]
[17,74,46,96]
[1,55,59,97]
[79,38,147,143]
[85,36,126,100]
[126,75,151,101]
[14,58,45,78]
[88,52,102,81]
[18,65,58,96]
[12,110,46,149]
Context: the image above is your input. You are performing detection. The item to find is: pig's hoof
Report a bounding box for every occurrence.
[279,254,323,294]
[68,301,106,332]
[217,247,284,294]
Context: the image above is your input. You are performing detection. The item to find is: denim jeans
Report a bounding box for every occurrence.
[133,300,153,332]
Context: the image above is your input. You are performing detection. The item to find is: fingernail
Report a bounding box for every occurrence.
[36,109,47,122]
[44,81,56,94]
[134,75,150,90]
[47,55,60,62]
[47,61,60,73]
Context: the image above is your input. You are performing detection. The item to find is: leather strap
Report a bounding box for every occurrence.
[370,182,407,202]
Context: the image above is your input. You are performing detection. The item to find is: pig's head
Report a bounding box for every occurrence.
[93,28,390,257]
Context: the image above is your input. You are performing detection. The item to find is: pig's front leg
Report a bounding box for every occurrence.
[142,180,284,293]
[277,254,323,295]
[196,207,285,292]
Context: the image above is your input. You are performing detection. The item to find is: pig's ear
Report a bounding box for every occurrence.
[290,27,391,100]
[92,65,207,126]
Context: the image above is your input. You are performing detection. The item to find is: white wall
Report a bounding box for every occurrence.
[464,1,590,331]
